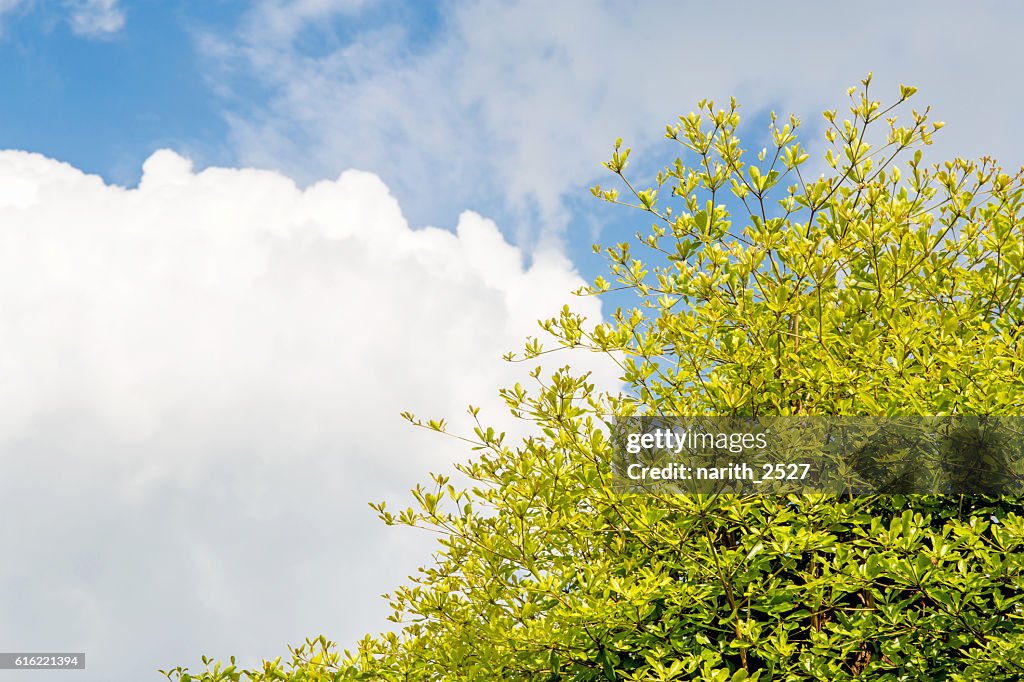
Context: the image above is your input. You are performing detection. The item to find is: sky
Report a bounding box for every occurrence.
[1,1,1023,680]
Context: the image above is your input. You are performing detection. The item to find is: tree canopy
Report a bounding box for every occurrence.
[163,74,1024,682]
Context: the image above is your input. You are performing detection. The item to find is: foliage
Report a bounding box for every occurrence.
[162,74,1024,681]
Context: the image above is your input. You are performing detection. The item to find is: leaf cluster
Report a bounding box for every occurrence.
[163,76,1024,681]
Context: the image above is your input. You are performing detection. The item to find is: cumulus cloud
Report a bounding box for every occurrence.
[199,1,1024,250]
[0,149,622,681]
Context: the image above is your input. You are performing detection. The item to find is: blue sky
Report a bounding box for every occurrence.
[0,2,445,186]
[2,2,1023,681]
[0,2,232,181]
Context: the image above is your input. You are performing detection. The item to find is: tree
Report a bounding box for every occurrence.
[162,74,1024,681]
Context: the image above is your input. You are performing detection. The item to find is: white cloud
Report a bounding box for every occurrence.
[242,0,371,45]
[64,0,124,36]
[0,148,622,681]
[200,1,1024,250]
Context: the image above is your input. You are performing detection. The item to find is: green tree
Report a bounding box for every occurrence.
[162,74,1024,681]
